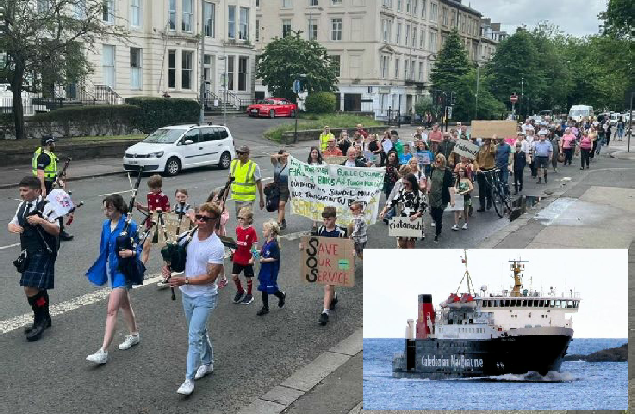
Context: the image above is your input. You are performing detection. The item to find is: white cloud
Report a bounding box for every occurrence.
[468,0,606,37]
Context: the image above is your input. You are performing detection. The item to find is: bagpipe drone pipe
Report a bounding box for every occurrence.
[115,166,146,286]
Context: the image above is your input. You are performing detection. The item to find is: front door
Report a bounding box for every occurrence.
[344,93,361,112]
[178,129,202,168]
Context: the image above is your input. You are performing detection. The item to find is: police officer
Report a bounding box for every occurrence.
[229,145,264,217]
[8,176,60,341]
[33,136,73,241]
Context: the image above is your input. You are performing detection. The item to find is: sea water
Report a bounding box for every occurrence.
[363,338,627,410]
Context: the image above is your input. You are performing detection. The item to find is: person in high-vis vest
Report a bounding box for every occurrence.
[32,136,73,241]
[319,126,335,152]
[229,145,264,217]
[33,136,58,196]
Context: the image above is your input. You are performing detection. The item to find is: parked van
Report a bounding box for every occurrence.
[568,105,594,122]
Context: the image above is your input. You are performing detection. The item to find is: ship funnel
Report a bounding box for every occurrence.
[416,294,436,339]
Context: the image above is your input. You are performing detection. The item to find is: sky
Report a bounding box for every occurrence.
[363,249,628,339]
[467,0,607,37]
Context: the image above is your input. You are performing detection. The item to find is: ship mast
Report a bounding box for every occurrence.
[455,249,475,295]
[509,258,528,297]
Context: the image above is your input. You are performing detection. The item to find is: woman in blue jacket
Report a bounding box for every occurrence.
[85,194,142,364]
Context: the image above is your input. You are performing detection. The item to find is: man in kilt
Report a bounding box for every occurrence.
[8,176,60,341]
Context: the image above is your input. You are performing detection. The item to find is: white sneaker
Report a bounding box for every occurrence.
[194,363,213,380]
[177,379,194,395]
[118,333,140,350]
[462,223,468,230]
[451,225,459,231]
[430,222,436,227]
[86,348,108,364]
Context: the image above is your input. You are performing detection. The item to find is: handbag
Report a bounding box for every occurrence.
[13,249,29,273]
[557,153,565,163]
[264,182,280,213]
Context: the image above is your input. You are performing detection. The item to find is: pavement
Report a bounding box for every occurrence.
[1,120,633,413]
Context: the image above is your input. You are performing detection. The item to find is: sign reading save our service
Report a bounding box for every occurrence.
[288,156,385,226]
[388,217,425,238]
[301,236,355,287]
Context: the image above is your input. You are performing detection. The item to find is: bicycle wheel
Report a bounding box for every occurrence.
[492,186,505,218]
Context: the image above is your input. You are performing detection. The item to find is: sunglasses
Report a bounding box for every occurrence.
[195,214,215,222]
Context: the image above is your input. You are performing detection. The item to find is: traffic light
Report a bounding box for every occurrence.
[450,91,456,105]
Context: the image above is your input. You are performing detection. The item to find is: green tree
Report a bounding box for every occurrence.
[453,69,505,122]
[599,0,635,39]
[256,31,338,102]
[0,0,128,139]
[430,28,470,92]
[414,95,434,117]
[487,30,546,118]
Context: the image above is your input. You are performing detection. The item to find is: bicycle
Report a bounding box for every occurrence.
[477,168,511,219]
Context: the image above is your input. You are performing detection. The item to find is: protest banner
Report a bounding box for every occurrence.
[289,157,385,226]
[300,236,355,287]
[388,217,425,238]
[453,138,479,159]
[471,120,517,139]
[324,156,346,165]
[415,151,432,165]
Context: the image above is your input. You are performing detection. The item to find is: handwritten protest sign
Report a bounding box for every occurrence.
[289,157,385,226]
[161,212,193,241]
[471,120,517,139]
[300,236,355,287]
[453,139,479,159]
[388,217,425,238]
[324,156,347,165]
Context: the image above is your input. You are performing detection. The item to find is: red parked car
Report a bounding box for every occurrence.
[247,98,297,118]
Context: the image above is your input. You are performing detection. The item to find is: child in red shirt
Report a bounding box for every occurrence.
[135,174,170,265]
[232,207,258,304]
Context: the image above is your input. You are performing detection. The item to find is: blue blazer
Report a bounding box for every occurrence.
[86,216,140,286]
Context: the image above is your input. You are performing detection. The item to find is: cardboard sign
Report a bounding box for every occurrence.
[300,236,355,287]
[289,157,385,226]
[162,212,193,241]
[453,139,479,160]
[388,217,425,238]
[324,156,346,165]
[471,120,517,139]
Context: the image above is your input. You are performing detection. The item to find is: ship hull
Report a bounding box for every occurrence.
[393,333,572,379]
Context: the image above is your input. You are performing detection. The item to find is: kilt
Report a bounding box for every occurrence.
[20,251,56,290]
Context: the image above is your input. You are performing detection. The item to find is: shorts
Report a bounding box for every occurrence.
[278,184,290,202]
[535,156,549,169]
[354,241,366,256]
[232,262,255,277]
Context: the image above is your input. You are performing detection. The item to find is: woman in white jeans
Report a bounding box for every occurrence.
[164,202,225,396]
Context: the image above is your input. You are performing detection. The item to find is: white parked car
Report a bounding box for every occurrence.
[123,124,235,176]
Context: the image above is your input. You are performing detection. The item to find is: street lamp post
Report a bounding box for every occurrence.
[293,74,306,143]
[474,55,485,121]
[628,90,633,153]
[198,0,205,124]
[217,55,227,126]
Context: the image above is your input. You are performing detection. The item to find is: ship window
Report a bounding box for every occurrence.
[504,300,509,307]
[555,300,561,308]
[550,300,555,308]
[482,301,487,308]
[538,300,544,307]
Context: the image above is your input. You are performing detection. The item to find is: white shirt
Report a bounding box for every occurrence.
[180,230,224,297]
[10,195,59,226]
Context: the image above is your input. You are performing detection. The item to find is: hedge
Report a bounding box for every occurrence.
[305,92,336,114]
[125,97,200,133]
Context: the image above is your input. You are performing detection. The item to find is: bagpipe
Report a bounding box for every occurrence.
[115,166,146,286]
[51,158,84,225]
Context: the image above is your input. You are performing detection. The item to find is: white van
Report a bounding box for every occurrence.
[123,124,235,176]
[568,105,594,122]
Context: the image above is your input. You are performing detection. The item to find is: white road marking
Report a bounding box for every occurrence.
[0,242,20,251]
[0,273,163,334]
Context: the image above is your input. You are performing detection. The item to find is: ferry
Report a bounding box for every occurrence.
[392,252,581,379]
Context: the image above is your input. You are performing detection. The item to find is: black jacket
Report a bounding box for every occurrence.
[513,151,527,171]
